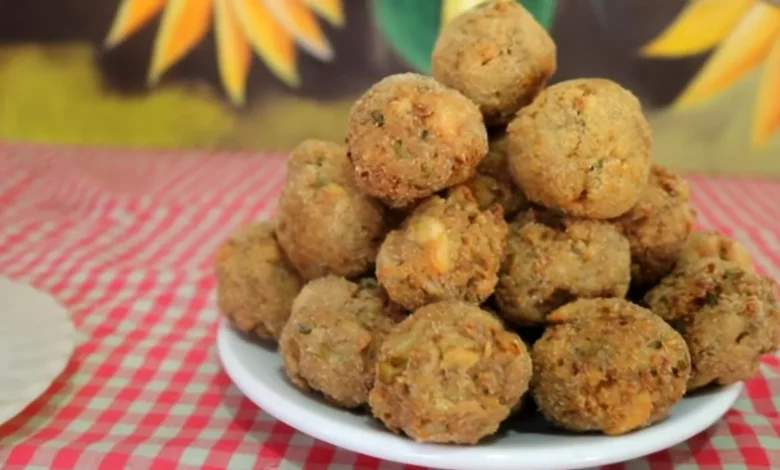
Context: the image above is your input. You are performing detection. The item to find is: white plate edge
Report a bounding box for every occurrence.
[0,278,77,425]
[217,318,743,470]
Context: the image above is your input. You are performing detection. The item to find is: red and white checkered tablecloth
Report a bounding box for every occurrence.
[0,142,779,470]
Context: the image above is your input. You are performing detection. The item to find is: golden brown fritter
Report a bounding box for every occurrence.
[645,258,763,323]
[458,132,530,217]
[507,79,652,219]
[495,208,631,326]
[432,0,556,126]
[279,276,404,408]
[369,300,532,444]
[531,298,690,435]
[276,140,387,280]
[346,73,488,208]
[644,258,779,390]
[677,231,754,272]
[613,164,696,286]
[376,186,508,311]
[215,221,303,341]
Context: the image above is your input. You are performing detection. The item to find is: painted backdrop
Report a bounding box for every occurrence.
[0,0,777,174]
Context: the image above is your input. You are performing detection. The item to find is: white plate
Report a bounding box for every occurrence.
[218,318,743,470]
[0,277,76,425]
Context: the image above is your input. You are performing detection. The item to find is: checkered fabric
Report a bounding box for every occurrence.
[0,142,779,470]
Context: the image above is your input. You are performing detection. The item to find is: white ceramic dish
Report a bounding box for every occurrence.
[0,277,76,425]
[218,318,742,470]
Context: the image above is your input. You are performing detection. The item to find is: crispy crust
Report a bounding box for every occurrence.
[346,73,488,208]
[369,300,532,443]
[458,132,530,217]
[432,0,556,126]
[613,164,696,286]
[507,79,652,219]
[215,221,302,341]
[277,139,387,280]
[496,208,631,325]
[677,230,754,272]
[279,276,404,407]
[531,298,690,435]
[644,258,780,390]
[376,186,508,310]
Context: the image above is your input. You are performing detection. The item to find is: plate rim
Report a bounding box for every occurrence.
[217,318,743,470]
[0,277,76,425]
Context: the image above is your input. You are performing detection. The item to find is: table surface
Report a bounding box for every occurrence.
[0,143,779,470]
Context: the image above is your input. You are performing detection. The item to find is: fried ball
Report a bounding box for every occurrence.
[369,300,532,444]
[495,208,631,326]
[677,230,754,272]
[376,186,508,310]
[507,78,652,219]
[458,132,530,217]
[346,73,488,208]
[432,0,556,126]
[645,259,779,390]
[215,221,302,341]
[276,140,387,280]
[531,298,690,435]
[279,276,404,408]
[613,164,696,286]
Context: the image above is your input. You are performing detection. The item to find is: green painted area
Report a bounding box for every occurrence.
[372,0,557,73]
[649,64,780,175]
[372,0,441,74]
[0,38,776,175]
[0,44,235,148]
[224,95,354,149]
[0,43,356,151]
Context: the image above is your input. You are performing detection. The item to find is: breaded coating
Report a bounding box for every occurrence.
[458,132,530,217]
[645,258,779,390]
[678,230,754,272]
[613,164,695,286]
[276,140,387,280]
[376,186,508,310]
[507,78,652,219]
[369,300,532,444]
[280,276,404,408]
[215,221,302,341]
[531,298,690,435]
[346,73,488,208]
[432,0,556,126]
[496,208,631,326]
[645,257,764,323]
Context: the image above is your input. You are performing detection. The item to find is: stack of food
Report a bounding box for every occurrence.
[215,0,780,445]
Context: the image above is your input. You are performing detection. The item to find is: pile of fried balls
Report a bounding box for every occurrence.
[215,0,780,444]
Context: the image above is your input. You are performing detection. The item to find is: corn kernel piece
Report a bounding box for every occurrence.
[409,216,446,244]
[322,182,346,196]
[431,236,451,273]
[254,243,282,263]
[441,347,480,370]
[377,362,399,383]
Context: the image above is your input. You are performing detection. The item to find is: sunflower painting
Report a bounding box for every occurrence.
[105,0,343,105]
[0,0,777,174]
[642,0,780,147]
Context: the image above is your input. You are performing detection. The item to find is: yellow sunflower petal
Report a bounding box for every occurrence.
[232,0,299,87]
[754,36,780,147]
[675,3,780,108]
[441,0,488,27]
[148,0,213,84]
[304,0,344,27]
[641,0,754,58]
[263,0,333,61]
[215,0,252,106]
[105,0,166,48]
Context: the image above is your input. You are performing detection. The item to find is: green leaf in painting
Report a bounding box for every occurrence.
[372,0,557,73]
